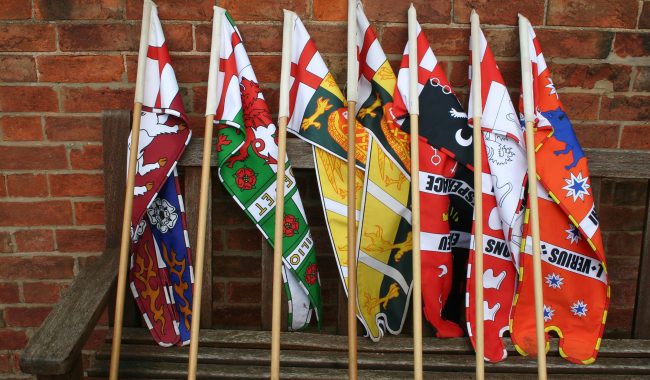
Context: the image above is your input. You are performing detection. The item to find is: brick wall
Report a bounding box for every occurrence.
[0,0,649,377]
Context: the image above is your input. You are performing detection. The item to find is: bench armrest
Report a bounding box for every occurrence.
[21,248,119,376]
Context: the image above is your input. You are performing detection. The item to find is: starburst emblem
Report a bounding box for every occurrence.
[571,300,588,318]
[546,77,558,99]
[545,273,564,289]
[562,172,590,202]
[543,304,555,322]
[565,224,582,245]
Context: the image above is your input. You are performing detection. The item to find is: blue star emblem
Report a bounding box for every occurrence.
[565,224,582,245]
[571,300,588,318]
[562,172,590,202]
[545,273,564,289]
[543,304,555,322]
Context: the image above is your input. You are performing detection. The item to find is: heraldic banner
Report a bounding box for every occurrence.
[213,12,322,330]
[354,1,413,341]
[127,5,194,347]
[510,16,610,365]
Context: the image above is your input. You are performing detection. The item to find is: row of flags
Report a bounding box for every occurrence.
[125,2,609,365]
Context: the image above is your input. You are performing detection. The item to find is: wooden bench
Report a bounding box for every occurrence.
[20,110,650,379]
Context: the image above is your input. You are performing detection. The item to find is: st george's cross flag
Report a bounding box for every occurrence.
[127,5,194,347]
[510,16,609,364]
[212,12,322,330]
[353,1,414,341]
[465,27,525,362]
[284,12,370,324]
[392,19,475,338]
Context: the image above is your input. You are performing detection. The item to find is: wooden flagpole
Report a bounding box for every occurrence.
[187,6,224,380]
[470,10,485,380]
[518,13,548,380]
[109,2,153,379]
[407,5,423,380]
[346,1,359,379]
[270,10,295,380]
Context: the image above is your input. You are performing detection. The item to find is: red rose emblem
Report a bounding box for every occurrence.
[283,214,299,237]
[235,167,256,190]
[305,263,318,285]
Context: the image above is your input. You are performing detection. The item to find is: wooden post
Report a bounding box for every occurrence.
[271,10,295,380]
[518,14,548,380]
[187,6,224,380]
[108,2,153,379]
[346,1,359,379]
[470,10,485,380]
[407,6,423,380]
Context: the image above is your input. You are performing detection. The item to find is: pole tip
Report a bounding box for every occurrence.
[145,0,156,9]
[283,9,296,17]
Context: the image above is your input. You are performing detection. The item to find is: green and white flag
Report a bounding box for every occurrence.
[211,12,322,330]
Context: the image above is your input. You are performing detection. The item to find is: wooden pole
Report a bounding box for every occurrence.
[271,10,295,380]
[346,1,359,379]
[470,10,485,380]
[518,13,548,380]
[407,6,423,380]
[109,2,153,379]
[187,6,224,380]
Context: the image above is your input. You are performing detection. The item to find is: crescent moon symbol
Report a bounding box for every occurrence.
[438,264,448,278]
[455,128,472,147]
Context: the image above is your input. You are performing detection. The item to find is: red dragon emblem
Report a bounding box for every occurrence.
[225,78,278,168]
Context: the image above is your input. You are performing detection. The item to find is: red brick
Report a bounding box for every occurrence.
[606,307,634,333]
[70,144,103,170]
[601,96,650,121]
[6,174,48,197]
[0,86,58,112]
[38,55,125,83]
[0,256,74,280]
[621,125,650,149]
[572,124,619,149]
[0,24,56,51]
[226,228,263,251]
[248,56,282,84]
[126,0,213,20]
[365,0,450,23]
[0,284,20,304]
[313,0,346,21]
[161,24,194,52]
[640,1,650,28]
[56,229,105,252]
[198,23,284,53]
[614,32,650,58]
[447,60,469,88]
[0,330,28,350]
[45,116,102,141]
[0,201,72,227]
[454,0,544,25]
[633,67,650,92]
[0,146,67,170]
[382,26,470,56]
[307,24,347,54]
[226,282,261,304]
[0,56,36,82]
[193,86,207,116]
[0,232,12,253]
[220,0,307,21]
[35,0,122,20]
[23,282,62,303]
[50,174,104,197]
[213,281,225,303]
[547,63,631,92]
[482,28,519,57]
[0,0,31,19]
[548,0,638,28]
[218,255,262,278]
[606,231,642,257]
[61,86,133,113]
[4,306,52,327]
[1,116,43,141]
[600,205,646,231]
[557,93,600,121]
[59,23,138,51]
[75,201,105,226]
[166,56,208,83]
[83,327,108,351]
[14,229,55,252]
[213,305,260,328]
[0,176,6,198]
[536,29,614,59]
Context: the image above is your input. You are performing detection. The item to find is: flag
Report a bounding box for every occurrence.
[284,11,368,332]
[212,12,322,330]
[128,5,193,347]
[465,27,524,362]
[392,19,474,338]
[510,16,609,364]
[353,1,413,341]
